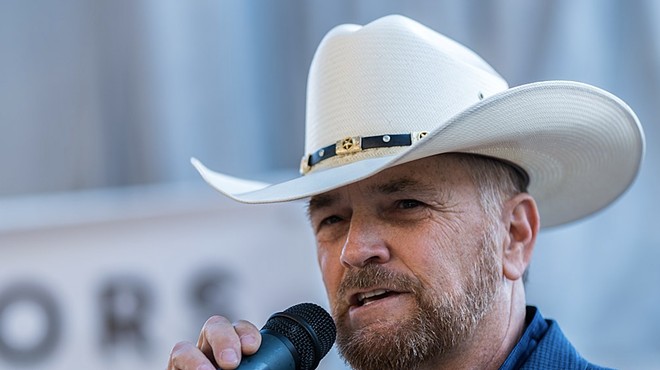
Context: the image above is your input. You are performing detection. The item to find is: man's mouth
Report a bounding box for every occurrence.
[354,289,399,306]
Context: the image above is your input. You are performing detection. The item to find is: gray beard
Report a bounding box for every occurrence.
[332,232,500,370]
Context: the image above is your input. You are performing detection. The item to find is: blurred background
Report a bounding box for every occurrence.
[0,0,658,369]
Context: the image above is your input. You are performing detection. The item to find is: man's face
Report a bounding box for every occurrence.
[307,155,503,369]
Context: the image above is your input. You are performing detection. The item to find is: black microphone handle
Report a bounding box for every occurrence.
[216,302,336,370]
[221,330,297,370]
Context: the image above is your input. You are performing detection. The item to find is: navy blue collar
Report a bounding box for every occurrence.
[499,306,549,370]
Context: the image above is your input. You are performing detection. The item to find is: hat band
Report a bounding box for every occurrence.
[300,132,428,175]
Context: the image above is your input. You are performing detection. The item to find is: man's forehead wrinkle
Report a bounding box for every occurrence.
[371,177,416,194]
[370,175,440,195]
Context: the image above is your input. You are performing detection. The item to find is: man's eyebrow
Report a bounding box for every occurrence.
[307,193,339,215]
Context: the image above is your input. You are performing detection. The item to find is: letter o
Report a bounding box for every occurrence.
[0,283,61,364]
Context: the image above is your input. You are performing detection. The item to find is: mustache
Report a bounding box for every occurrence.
[336,264,422,301]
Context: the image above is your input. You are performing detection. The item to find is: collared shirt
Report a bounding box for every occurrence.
[499,306,549,370]
[499,306,612,369]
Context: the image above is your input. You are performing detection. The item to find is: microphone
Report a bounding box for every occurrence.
[225,302,336,370]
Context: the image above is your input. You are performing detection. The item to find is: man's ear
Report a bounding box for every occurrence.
[501,193,539,281]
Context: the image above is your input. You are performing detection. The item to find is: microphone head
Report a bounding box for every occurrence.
[262,303,336,370]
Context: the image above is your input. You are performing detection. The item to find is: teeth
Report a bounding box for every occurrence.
[357,289,389,304]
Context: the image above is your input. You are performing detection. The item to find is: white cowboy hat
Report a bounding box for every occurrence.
[192,15,645,228]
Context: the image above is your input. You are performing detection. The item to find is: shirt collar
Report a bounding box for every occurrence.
[498,306,549,370]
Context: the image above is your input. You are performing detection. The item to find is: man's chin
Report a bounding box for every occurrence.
[336,308,434,370]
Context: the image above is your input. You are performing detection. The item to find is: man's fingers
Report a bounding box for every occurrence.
[168,340,215,370]
[169,316,263,370]
[197,315,242,369]
[233,320,262,355]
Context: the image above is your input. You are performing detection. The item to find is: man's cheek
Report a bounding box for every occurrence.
[317,252,342,305]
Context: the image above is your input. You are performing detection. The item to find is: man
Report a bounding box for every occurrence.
[168,15,644,369]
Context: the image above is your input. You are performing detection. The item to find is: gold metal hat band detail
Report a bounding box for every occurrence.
[300,131,428,175]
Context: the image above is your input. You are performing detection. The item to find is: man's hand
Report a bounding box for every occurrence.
[168,316,262,370]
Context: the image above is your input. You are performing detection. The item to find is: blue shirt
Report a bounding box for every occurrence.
[499,306,613,370]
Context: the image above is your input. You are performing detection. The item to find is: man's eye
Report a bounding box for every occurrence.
[397,199,423,209]
[321,215,343,226]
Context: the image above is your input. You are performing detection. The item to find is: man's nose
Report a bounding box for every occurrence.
[339,217,391,268]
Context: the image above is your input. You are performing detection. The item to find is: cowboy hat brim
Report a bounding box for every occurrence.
[192,80,644,228]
